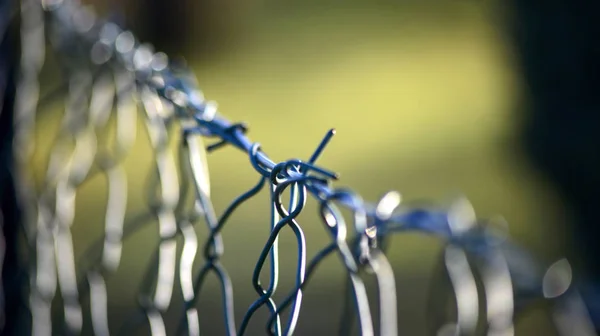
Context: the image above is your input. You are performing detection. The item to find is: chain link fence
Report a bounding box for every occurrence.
[2,0,598,335]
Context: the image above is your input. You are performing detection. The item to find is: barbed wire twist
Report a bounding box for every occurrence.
[7,0,599,335]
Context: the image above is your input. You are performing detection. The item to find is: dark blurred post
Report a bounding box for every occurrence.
[508,0,600,325]
[123,0,249,56]
[133,0,192,54]
[1,0,29,334]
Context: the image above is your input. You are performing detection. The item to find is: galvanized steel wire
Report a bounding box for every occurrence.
[5,0,598,335]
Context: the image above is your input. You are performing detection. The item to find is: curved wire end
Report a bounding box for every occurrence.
[205,122,249,153]
[308,128,336,165]
[299,128,339,181]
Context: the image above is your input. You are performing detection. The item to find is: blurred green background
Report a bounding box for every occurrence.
[31,0,576,334]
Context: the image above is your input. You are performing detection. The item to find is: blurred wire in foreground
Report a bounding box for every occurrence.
[3,0,599,335]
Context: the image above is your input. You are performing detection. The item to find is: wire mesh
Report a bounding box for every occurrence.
[4,0,599,335]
